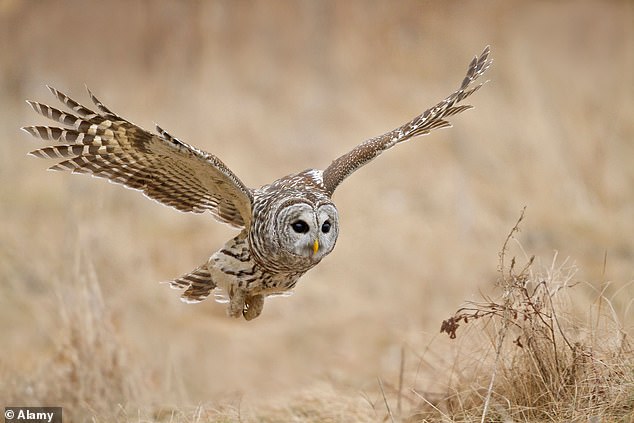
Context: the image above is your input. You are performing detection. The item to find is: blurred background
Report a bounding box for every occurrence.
[1,0,632,419]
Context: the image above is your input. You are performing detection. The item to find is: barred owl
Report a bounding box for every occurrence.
[22,47,491,320]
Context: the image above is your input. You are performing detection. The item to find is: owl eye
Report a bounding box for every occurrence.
[321,220,331,234]
[291,220,310,234]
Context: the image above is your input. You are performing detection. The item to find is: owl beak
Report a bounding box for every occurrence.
[312,239,319,255]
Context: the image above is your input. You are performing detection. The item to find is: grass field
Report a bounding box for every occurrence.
[1,1,633,421]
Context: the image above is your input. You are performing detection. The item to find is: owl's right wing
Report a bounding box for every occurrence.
[322,46,492,196]
[22,86,253,228]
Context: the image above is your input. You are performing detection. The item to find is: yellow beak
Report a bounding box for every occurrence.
[313,239,319,254]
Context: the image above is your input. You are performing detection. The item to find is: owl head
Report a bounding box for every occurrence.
[251,194,339,271]
[277,199,338,260]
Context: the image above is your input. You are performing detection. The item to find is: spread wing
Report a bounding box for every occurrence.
[22,86,253,228]
[322,46,492,195]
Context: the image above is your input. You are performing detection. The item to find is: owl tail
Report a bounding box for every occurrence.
[166,263,216,303]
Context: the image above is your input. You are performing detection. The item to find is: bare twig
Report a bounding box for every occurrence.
[411,389,452,422]
[498,206,526,283]
[480,211,524,420]
[397,345,405,418]
[378,377,395,423]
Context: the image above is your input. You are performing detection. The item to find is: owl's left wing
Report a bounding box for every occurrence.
[22,86,253,228]
[322,46,492,195]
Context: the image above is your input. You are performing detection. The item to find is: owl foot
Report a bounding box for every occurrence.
[243,294,264,321]
[226,288,264,320]
[227,287,245,318]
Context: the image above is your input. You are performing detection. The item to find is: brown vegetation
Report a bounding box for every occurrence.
[436,210,634,421]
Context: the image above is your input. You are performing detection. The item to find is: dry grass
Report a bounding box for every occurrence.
[3,212,631,422]
[0,251,144,420]
[1,1,633,422]
[433,210,634,422]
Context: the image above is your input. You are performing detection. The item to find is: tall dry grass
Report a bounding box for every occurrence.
[0,250,144,420]
[1,1,633,421]
[2,212,631,422]
[433,210,634,422]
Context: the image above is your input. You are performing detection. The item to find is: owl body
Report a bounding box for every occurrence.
[174,231,304,320]
[171,168,337,319]
[22,47,491,320]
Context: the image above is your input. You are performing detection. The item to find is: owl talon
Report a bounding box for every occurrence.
[227,287,246,318]
[243,294,264,321]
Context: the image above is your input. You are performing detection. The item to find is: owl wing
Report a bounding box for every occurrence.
[22,86,253,228]
[322,46,492,195]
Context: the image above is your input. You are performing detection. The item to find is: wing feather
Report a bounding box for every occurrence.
[22,86,253,227]
[322,46,492,195]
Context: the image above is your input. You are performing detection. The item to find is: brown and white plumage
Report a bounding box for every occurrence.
[24,88,252,227]
[322,46,491,194]
[22,46,492,320]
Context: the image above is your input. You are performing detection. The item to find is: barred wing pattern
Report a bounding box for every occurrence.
[169,262,215,303]
[322,46,492,195]
[22,87,253,228]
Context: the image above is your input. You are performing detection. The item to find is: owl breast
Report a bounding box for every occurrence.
[208,231,306,303]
